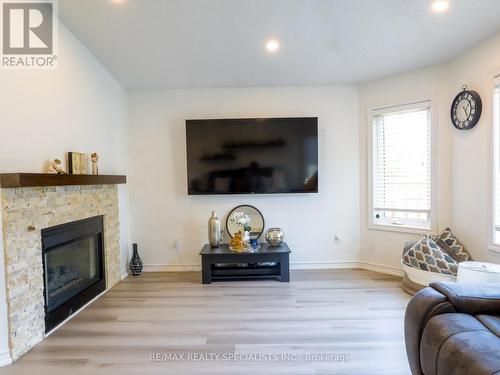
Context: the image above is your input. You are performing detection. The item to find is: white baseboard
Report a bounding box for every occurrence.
[142,262,359,272]
[360,261,403,277]
[143,264,201,272]
[488,245,500,254]
[141,261,402,277]
[0,350,12,367]
[290,261,360,270]
[120,268,129,280]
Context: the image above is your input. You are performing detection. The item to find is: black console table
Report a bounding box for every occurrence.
[199,243,291,284]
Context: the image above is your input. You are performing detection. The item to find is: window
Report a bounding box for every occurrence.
[370,101,433,231]
[493,80,500,245]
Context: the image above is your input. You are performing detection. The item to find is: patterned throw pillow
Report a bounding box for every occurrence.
[433,227,471,263]
[402,236,458,276]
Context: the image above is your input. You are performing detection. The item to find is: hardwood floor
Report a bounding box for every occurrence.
[0,270,411,375]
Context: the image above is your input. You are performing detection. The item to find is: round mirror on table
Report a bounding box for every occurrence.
[226,205,265,239]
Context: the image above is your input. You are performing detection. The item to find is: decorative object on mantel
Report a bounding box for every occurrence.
[451,85,482,130]
[47,159,67,174]
[68,152,87,175]
[90,153,99,175]
[129,243,143,276]
[226,205,265,241]
[265,228,285,246]
[208,211,221,248]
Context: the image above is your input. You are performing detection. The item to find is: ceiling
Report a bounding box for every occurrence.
[59,0,500,90]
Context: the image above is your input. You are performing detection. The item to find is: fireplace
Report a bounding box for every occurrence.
[41,216,106,332]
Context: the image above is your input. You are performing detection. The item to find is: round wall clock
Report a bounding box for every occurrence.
[451,85,482,130]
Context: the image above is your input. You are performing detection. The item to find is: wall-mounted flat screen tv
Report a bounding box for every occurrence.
[186,117,318,195]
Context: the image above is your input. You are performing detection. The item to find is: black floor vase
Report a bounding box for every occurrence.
[129,243,143,276]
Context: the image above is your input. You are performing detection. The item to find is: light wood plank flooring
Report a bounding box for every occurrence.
[0,270,411,375]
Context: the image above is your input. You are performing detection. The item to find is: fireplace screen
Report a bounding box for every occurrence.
[45,236,100,312]
[42,216,105,332]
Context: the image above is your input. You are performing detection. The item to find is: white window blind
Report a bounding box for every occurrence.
[493,83,500,244]
[371,101,432,230]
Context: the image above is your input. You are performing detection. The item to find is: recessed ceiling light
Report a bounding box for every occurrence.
[432,0,449,12]
[265,39,280,53]
[110,0,125,4]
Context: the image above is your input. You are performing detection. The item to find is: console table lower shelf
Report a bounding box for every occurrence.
[199,243,291,284]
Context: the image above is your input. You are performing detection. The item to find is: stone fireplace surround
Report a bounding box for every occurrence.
[0,184,121,361]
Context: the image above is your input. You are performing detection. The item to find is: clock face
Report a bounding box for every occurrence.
[451,90,482,130]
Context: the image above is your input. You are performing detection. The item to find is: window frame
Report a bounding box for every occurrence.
[367,98,437,235]
[490,74,500,253]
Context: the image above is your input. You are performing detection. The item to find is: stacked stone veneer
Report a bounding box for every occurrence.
[1,185,121,360]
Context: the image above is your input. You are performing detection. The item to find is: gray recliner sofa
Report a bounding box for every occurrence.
[404,282,500,375]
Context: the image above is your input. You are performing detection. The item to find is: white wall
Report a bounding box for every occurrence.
[0,23,130,271]
[358,30,500,268]
[358,64,453,269]
[128,31,500,272]
[127,86,360,269]
[0,23,129,363]
[449,32,500,264]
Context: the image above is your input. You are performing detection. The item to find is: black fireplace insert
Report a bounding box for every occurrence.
[41,216,105,332]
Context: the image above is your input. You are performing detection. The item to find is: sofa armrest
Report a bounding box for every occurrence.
[404,286,456,375]
[430,282,500,315]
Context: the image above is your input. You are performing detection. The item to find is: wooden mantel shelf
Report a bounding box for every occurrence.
[0,173,127,188]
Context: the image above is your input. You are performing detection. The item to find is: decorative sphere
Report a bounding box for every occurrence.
[265,228,284,246]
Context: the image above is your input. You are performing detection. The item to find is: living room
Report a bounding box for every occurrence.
[0,0,499,374]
